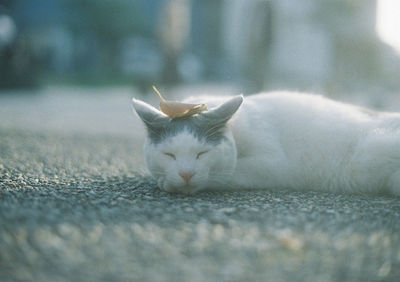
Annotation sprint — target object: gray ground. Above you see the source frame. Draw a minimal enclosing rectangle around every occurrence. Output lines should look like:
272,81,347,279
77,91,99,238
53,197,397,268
1,87,400,282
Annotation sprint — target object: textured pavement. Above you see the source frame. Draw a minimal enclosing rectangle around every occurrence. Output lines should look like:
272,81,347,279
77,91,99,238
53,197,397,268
1,88,400,281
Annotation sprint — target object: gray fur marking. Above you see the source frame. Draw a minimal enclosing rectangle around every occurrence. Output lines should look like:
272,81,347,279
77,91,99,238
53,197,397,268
133,95,243,145
147,114,227,145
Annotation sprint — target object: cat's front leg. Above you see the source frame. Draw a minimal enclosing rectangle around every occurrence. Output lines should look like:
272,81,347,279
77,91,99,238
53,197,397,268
157,177,165,190
157,176,176,192
156,176,182,193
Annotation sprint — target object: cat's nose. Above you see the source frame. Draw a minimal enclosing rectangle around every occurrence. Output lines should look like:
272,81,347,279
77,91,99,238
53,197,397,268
179,171,195,184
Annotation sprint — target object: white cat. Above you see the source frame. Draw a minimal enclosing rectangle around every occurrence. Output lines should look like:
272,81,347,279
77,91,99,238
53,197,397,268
132,92,400,195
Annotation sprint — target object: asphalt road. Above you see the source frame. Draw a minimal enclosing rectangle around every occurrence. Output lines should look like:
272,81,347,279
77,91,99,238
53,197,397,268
1,88,400,281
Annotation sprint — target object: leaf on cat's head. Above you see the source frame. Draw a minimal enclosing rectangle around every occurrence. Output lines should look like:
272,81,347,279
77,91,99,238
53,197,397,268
153,85,208,118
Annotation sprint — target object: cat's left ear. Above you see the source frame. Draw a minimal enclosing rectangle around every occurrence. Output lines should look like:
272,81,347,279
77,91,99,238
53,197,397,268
201,95,243,124
132,98,169,128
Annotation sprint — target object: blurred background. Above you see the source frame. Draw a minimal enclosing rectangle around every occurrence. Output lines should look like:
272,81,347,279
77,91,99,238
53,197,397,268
1,0,400,135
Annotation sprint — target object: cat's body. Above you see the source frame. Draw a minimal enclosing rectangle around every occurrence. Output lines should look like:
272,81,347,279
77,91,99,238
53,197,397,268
132,92,400,195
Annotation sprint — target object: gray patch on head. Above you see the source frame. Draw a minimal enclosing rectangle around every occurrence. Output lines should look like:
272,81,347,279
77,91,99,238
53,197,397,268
147,115,227,145
137,95,243,145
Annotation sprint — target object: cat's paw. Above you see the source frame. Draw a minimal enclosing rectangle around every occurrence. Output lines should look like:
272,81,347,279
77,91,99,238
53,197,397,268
157,177,166,190
157,177,177,193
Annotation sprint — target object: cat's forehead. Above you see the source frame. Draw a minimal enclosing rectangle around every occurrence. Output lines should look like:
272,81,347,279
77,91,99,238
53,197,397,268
161,131,204,150
148,116,226,145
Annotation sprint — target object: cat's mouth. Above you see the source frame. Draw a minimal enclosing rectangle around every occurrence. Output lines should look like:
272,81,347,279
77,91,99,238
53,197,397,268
177,185,199,194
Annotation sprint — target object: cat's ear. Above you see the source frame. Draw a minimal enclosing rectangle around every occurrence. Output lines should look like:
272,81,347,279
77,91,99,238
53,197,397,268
132,98,169,128
201,95,243,124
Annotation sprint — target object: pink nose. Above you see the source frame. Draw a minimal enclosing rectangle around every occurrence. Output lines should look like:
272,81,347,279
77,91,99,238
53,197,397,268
179,171,195,184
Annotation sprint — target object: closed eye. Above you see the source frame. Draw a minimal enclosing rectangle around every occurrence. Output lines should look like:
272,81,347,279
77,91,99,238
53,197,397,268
163,152,176,160
196,150,210,159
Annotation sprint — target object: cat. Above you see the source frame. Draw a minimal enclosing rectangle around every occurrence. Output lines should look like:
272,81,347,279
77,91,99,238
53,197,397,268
132,91,400,195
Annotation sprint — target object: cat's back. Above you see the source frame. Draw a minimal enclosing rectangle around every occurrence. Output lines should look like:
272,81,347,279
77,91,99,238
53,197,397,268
186,91,378,140
243,91,371,121
246,91,400,131
186,91,398,132
232,91,376,136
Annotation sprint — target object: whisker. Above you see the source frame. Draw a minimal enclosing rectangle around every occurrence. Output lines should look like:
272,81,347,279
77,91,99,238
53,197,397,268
209,171,234,177
202,123,225,137
150,170,167,177
146,127,162,138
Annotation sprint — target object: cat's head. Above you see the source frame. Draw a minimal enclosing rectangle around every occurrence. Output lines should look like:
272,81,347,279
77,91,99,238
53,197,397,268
132,95,243,194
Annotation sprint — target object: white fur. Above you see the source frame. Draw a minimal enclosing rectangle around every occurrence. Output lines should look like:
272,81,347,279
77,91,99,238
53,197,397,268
144,129,237,194
140,92,400,195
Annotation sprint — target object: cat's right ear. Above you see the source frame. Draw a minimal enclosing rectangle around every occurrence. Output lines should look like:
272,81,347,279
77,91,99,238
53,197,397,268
132,98,169,128
201,95,244,124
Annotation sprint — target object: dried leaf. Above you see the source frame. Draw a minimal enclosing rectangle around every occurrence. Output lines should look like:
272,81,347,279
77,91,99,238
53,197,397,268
153,86,208,118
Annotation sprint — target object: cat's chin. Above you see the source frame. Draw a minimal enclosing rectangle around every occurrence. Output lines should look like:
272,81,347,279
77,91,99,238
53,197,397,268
159,183,204,194
156,176,205,194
